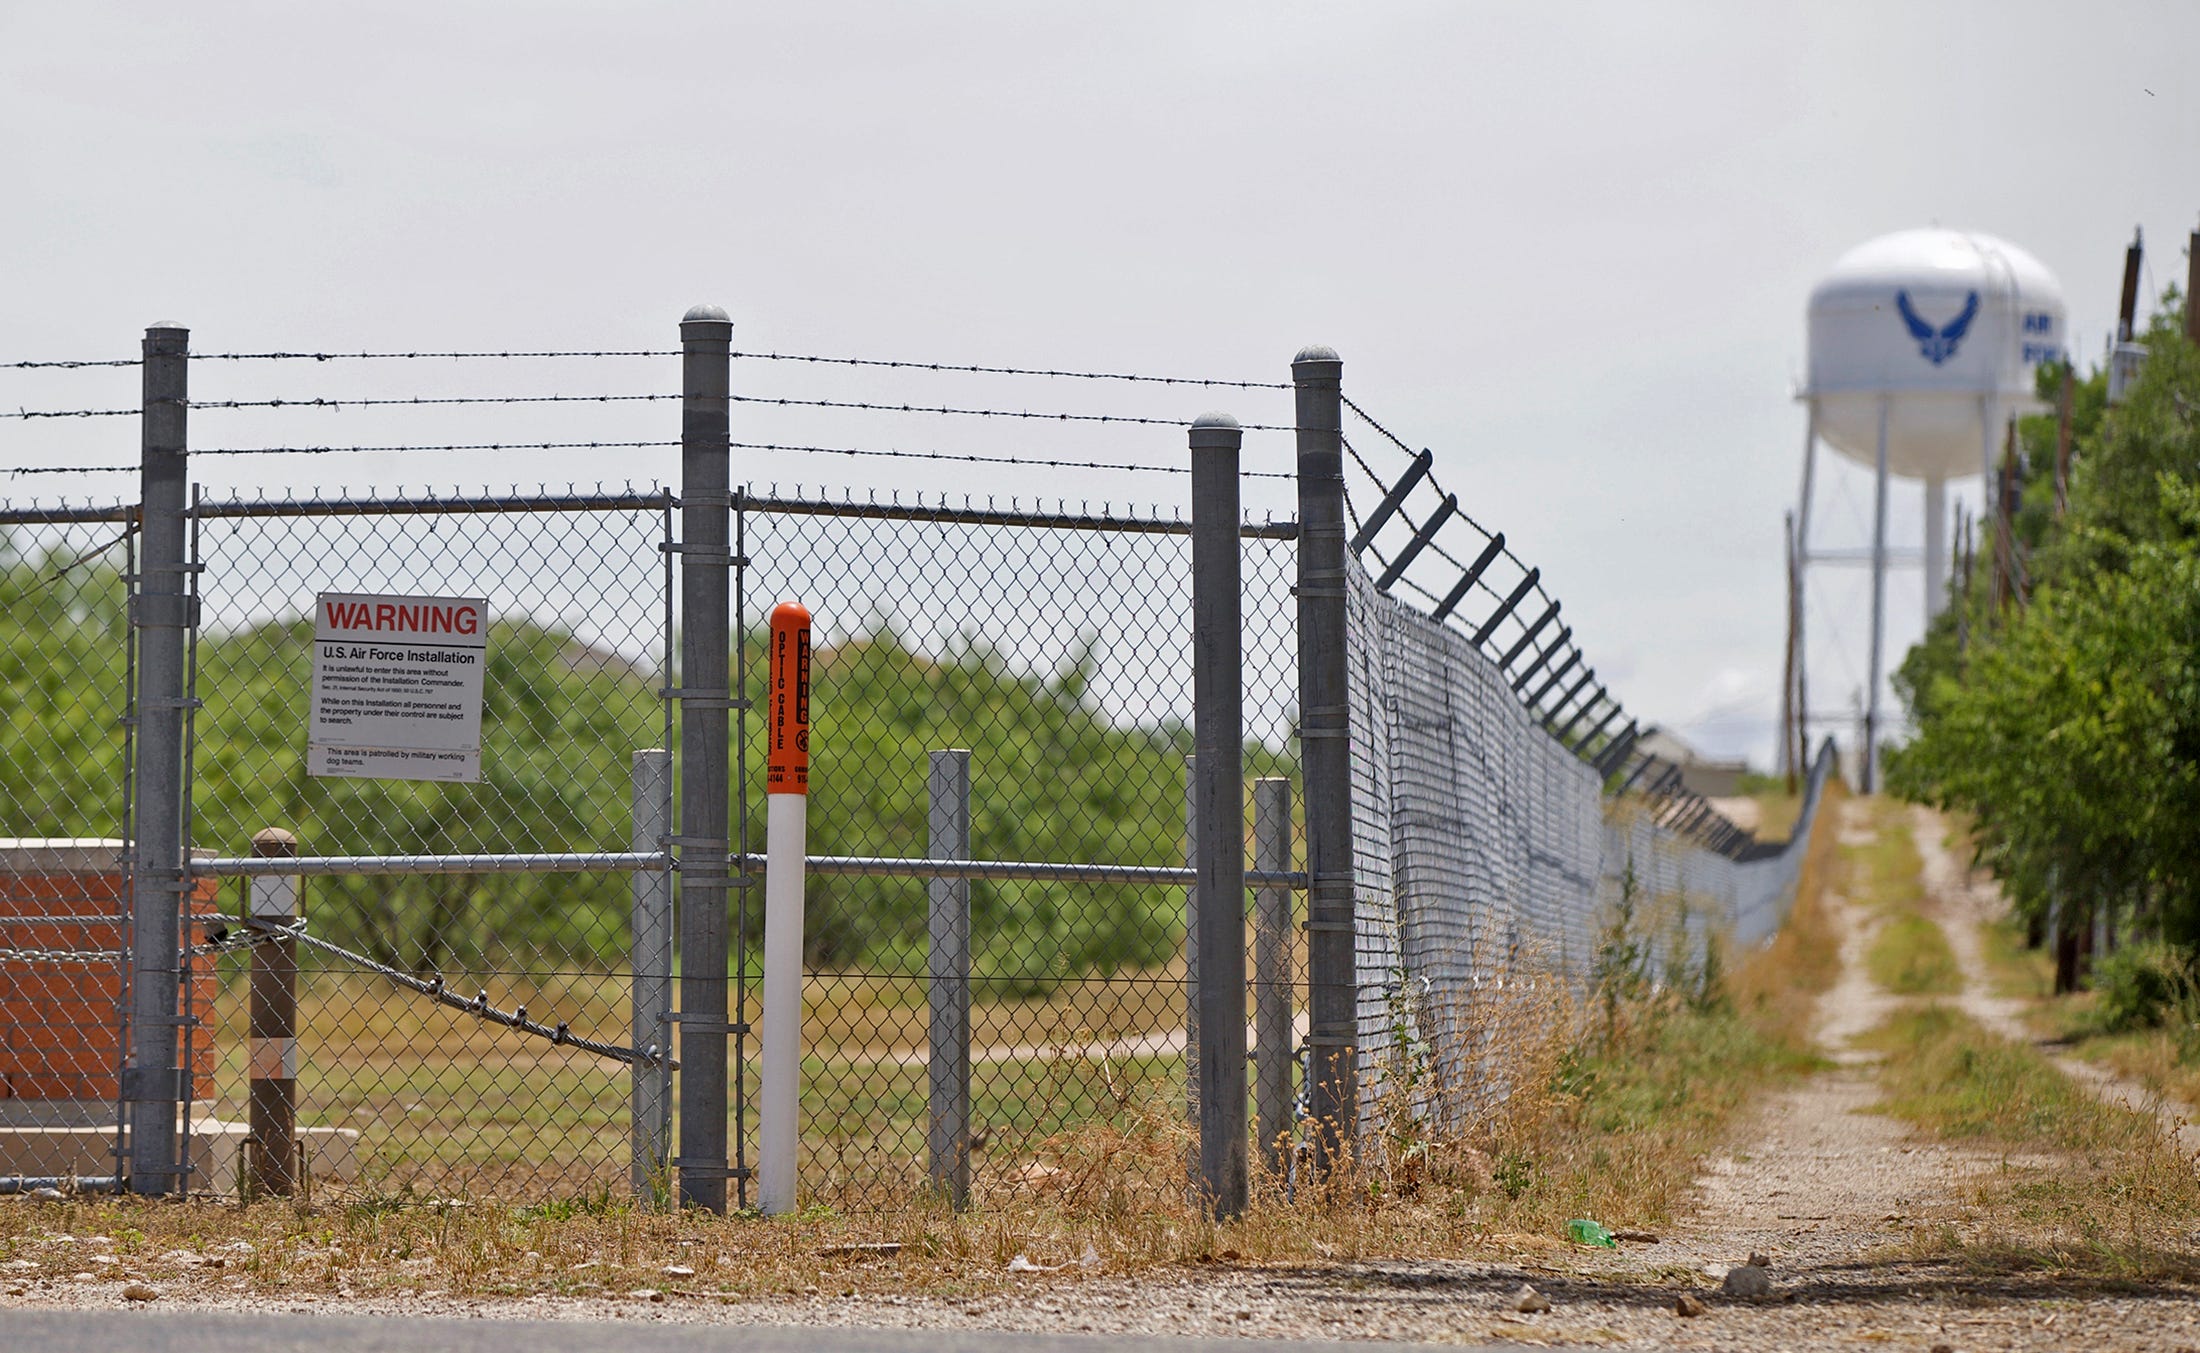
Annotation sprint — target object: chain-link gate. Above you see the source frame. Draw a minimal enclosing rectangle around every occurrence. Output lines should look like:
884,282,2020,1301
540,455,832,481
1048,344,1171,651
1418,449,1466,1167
725,491,1305,1212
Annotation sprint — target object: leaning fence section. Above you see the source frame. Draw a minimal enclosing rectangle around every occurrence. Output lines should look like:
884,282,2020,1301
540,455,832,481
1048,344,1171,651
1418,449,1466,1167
1342,545,1836,1131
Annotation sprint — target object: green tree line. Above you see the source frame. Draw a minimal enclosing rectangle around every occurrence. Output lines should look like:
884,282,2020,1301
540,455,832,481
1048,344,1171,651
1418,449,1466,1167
0,579,1271,982
1890,291,2200,990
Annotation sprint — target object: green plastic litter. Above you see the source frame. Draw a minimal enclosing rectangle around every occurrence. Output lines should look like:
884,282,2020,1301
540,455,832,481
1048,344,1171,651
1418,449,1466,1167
1565,1218,1617,1248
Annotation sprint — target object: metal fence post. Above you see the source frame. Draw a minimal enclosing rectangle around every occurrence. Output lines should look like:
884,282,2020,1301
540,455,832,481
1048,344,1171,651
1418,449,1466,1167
1181,754,1197,1125
676,304,733,1212
630,748,673,1202
246,828,299,1198
1292,344,1357,1179
1252,777,1293,1184
926,749,972,1209
1190,411,1247,1218
128,322,190,1195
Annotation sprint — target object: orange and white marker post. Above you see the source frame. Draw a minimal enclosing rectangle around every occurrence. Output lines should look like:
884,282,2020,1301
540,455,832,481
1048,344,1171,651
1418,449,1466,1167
759,602,811,1215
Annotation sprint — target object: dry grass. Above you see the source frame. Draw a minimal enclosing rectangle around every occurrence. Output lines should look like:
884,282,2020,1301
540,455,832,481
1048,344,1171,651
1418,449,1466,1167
0,798,1848,1300
1862,1004,2200,1280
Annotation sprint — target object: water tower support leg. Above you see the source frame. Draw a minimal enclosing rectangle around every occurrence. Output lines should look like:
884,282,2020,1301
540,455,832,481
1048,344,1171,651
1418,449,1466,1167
1923,475,1948,623
1864,398,1891,793
1789,407,1818,779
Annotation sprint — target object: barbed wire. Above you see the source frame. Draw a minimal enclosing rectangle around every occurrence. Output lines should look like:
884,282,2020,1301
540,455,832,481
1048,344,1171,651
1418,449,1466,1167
2,407,135,420
1342,394,1416,458
179,347,1289,389
729,351,1289,389
726,392,1296,431
29,439,1294,480
0,915,300,966
280,921,664,1068
5,464,139,477
725,439,1295,479
192,440,680,458
188,394,679,412
190,350,675,362
1,358,137,370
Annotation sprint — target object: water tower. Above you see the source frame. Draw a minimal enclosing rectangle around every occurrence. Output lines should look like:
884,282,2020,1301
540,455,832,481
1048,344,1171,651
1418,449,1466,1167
1787,228,2066,790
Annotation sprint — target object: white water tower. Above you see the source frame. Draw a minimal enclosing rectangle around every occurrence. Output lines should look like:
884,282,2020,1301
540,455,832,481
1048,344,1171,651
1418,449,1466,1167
1788,228,2066,789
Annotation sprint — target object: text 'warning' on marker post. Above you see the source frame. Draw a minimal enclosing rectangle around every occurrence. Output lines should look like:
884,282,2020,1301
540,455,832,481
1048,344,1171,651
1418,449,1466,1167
767,602,810,795
308,591,488,783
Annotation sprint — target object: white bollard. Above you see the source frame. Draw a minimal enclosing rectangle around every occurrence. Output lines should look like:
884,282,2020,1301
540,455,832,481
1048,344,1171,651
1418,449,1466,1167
758,602,811,1216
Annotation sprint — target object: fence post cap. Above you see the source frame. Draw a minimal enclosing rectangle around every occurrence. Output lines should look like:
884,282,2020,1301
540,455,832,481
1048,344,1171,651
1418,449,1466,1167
1189,412,1242,452
1292,343,1340,366
682,304,729,323
250,828,299,856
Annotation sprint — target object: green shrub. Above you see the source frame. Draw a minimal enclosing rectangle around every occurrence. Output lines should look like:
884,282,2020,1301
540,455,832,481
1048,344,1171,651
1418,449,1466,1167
2092,941,2193,1034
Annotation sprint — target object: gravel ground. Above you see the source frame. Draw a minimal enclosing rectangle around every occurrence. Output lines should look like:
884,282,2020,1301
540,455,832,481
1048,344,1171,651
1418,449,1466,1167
5,800,2197,1349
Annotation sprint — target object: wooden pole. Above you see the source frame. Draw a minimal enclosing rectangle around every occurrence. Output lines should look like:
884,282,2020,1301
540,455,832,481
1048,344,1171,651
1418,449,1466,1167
246,828,299,1198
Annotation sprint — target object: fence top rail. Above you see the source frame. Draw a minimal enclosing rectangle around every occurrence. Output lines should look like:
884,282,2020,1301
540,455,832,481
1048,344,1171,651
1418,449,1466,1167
191,487,673,519
740,489,1298,540
201,851,672,877
0,502,136,526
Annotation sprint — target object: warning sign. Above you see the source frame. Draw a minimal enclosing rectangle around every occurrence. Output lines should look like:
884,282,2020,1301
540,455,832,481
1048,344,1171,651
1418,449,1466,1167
308,592,487,782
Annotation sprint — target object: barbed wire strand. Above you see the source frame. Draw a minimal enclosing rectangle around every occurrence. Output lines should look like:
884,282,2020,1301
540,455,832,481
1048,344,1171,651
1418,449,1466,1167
1,358,138,370
187,394,678,412
179,348,1290,389
276,921,664,1067
47,439,1294,479
726,393,1298,431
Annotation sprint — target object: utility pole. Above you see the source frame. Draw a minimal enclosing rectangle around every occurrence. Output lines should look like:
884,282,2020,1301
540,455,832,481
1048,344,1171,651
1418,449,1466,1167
1780,511,1798,795
2118,227,2144,342
2188,224,2200,346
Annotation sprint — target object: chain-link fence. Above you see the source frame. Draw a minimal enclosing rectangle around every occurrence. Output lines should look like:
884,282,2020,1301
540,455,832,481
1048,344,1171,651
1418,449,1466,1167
1,321,1836,1215
1342,549,1837,1137
0,508,139,1186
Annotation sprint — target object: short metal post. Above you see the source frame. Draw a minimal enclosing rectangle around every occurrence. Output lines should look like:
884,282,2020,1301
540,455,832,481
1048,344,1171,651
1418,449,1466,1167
926,749,972,1209
630,749,673,1202
1252,777,1293,1183
128,322,190,1195
675,304,733,1212
246,828,299,1198
1293,345,1357,1180
1191,411,1247,1218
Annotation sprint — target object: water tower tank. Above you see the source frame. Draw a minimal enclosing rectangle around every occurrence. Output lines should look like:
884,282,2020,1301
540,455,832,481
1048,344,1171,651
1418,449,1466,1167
1805,228,2066,479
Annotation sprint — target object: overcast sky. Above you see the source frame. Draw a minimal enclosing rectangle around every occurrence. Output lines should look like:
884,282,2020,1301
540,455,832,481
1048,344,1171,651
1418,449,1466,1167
5,1,2196,765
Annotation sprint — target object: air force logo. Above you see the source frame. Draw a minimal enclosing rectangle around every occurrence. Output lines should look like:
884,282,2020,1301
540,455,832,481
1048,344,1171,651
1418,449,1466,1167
1896,289,1980,366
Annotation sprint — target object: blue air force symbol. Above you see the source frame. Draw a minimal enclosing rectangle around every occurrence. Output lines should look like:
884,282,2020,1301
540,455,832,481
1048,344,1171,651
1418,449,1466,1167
1895,290,1980,366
